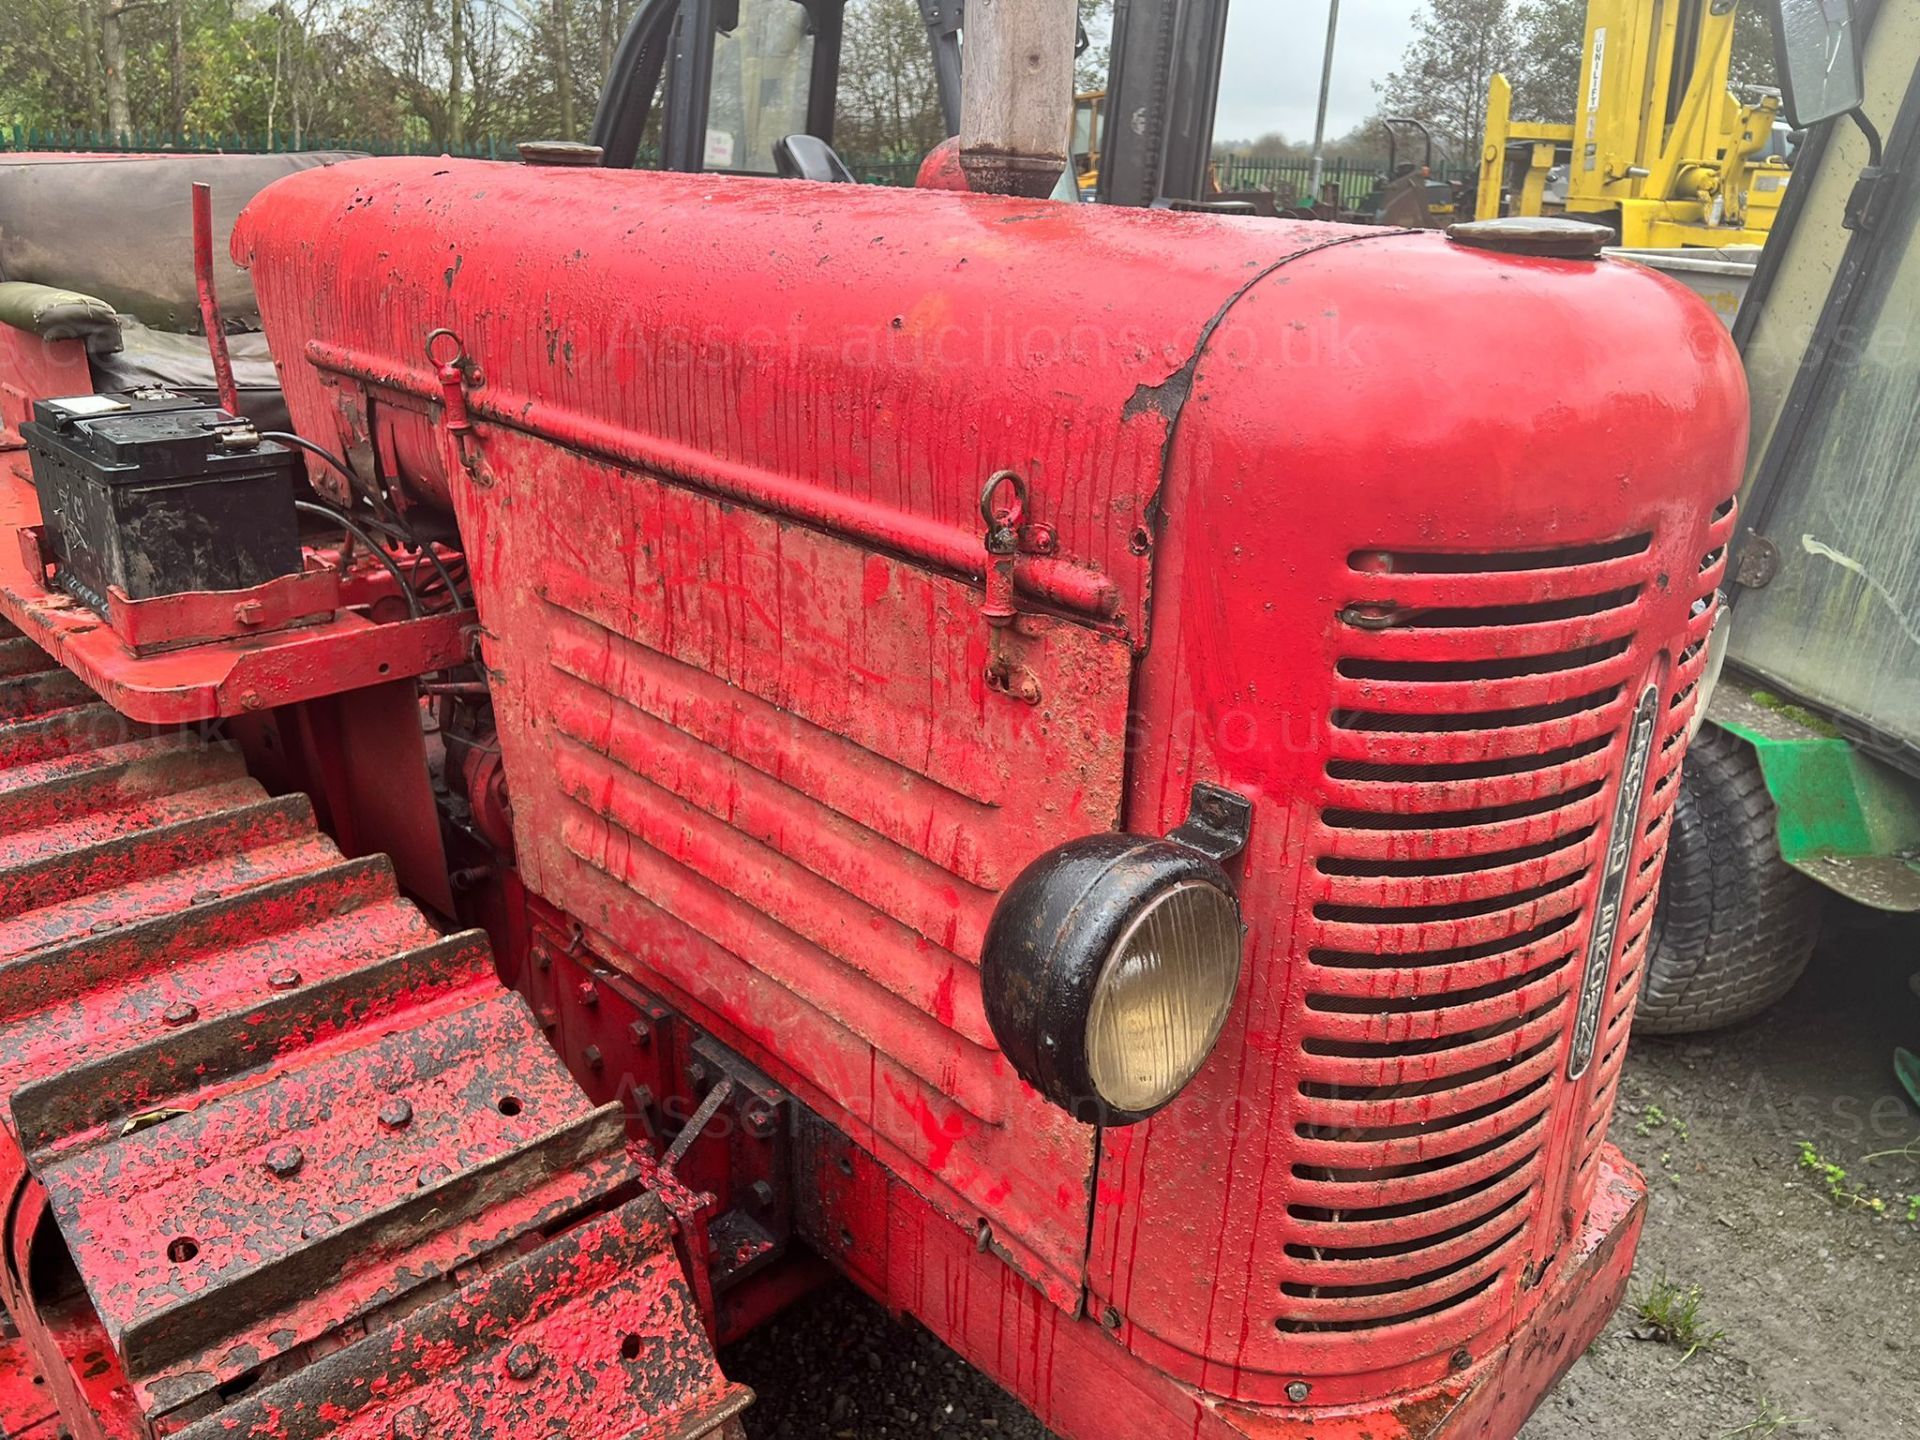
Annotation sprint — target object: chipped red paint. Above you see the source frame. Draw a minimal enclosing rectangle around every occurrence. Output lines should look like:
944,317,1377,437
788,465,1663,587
171,1198,750,1440
0,150,1746,1439
0,640,743,1438
798,1106,1644,1440
99,563,343,654
227,156,1745,1437
0,1325,59,1438
227,680,456,917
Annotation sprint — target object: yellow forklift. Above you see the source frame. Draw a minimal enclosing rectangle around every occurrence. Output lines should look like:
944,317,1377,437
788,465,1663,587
1637,0,1920,1065
1475,0,1791,248
1072,89,1105,194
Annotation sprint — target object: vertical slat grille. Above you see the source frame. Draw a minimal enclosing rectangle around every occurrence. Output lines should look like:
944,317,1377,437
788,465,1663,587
1276,533,1660,1341
1567,498,1738,1205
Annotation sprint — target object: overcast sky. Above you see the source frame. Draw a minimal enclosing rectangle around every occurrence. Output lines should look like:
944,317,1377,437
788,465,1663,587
1211,0,1428,145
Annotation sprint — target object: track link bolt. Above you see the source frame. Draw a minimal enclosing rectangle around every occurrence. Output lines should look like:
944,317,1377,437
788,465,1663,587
268,967,302,990
1286,1382,1311,1404
162,1000,199,1027
505,1344,543,1382
264,1145,305,1178
417,1162,453,1188
379,1097,415,1130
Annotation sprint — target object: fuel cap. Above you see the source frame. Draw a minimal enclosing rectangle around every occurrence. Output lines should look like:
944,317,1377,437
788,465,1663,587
519,140,604,167
1445,217,1615,259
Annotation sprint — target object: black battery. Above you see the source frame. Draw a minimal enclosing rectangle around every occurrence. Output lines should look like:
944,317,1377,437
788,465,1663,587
22,391,302,615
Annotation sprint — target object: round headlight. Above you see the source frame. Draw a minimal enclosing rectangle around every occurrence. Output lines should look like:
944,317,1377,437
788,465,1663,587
981,833,1246,1126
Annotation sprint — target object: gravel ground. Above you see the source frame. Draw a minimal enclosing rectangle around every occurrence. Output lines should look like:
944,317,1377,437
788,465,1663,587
727,905,1920,1438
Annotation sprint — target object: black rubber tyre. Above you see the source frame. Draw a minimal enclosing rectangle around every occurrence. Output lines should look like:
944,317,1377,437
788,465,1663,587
1636,726,1825,1035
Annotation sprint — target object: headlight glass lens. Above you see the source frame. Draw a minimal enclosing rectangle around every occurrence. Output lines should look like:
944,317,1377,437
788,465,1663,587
1085,879,1243,1114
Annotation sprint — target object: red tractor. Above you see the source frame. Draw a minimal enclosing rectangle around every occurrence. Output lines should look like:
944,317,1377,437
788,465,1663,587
0,14,1757,1439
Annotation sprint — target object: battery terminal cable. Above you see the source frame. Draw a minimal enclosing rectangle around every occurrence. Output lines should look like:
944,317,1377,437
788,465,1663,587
261,428,470,614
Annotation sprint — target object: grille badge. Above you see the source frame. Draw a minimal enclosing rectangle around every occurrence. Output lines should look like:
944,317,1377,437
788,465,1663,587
1567,684,1662,1079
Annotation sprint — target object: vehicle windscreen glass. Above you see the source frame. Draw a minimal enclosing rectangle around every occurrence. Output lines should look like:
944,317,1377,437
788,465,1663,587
707,0,816,174
1732,164,1920,754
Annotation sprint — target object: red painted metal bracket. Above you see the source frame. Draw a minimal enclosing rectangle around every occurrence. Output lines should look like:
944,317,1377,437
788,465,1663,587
0,475,471,724
102,566,343,655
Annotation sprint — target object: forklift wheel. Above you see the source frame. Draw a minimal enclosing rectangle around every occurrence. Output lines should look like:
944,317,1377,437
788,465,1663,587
1636,727,1824,1035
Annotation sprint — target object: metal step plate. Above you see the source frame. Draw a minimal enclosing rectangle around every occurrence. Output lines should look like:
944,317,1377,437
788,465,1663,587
0,646,748,1439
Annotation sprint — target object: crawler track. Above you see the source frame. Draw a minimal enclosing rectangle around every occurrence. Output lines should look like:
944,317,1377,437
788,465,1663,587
0,621,746,1440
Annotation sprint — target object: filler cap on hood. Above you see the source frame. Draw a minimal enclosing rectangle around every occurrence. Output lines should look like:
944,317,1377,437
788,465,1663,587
1446,216,1615,260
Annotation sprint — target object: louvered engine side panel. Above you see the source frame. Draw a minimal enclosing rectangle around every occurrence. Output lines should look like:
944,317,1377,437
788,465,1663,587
454,433,1131,1306
1273,533,1667,1349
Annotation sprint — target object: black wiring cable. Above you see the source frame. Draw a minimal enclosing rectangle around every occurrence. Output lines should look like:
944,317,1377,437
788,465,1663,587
350,511,466,611
292,499,422,619
261,430,356,488
263,429,468,609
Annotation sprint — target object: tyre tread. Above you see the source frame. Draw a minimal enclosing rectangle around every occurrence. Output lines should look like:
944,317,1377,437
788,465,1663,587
1636,727,1822,1034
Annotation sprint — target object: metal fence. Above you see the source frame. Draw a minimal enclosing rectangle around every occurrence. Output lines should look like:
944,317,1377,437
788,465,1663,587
1211,153,1479,207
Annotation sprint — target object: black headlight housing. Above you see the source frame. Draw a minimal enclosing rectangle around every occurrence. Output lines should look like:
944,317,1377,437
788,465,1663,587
980,785,1251,1126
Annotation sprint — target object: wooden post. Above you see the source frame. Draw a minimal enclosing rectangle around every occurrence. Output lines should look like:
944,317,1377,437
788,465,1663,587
959,0,1081,198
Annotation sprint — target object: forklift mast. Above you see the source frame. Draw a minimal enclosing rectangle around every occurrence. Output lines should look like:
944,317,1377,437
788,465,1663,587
1096,0,1231,205
1476,0,1787,247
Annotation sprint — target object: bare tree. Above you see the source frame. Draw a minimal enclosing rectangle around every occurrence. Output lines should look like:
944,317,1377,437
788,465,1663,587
449,0,467,146
268,0,287,143
101,0,168,135
1076,0,1112,93
169,0,186,130
552,0,575,137
1376,0,1520,155
79,0,107,128
836,0,946,157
